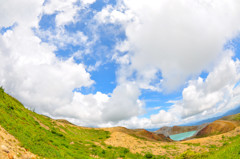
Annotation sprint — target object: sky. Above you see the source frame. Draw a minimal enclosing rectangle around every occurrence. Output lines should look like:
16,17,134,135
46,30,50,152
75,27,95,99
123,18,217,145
1,0,240,128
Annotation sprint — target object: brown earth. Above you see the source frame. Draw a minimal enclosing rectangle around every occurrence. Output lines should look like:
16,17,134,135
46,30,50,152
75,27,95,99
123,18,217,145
0,125,36,159
102,127,172,142
196,120,237,137
56,119,76,125
1,116,239,159
104,125,240,158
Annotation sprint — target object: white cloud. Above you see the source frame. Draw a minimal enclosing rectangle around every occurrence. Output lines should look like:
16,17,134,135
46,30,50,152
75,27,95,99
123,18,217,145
54,91,109,125
95,4,134,25
81,0,96,5
150,52,240,125
36,28,89,49
43,0,96,26
102,83,144,122
52,83,144,126
0,0,44,27
0,26,93,113
2,0,240,129
103,0,240,91
0,0,145,128
43,0,78,26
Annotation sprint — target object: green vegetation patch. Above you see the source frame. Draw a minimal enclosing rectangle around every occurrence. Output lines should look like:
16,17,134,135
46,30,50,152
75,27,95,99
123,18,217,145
0,90,160,159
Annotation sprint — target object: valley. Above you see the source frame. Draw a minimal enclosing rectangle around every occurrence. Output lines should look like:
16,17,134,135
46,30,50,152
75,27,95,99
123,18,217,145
1,88,240,159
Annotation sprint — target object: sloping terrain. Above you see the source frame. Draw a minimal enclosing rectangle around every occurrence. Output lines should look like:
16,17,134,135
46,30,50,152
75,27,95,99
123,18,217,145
0,125,36,159
0,88,156,159
102,127,172,142
156,126,198,136
155,124,208,137
1,87,240,159
221,113,240,121
196,120,237,137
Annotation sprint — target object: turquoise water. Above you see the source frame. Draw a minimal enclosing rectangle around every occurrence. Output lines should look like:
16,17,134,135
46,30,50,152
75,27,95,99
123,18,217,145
169,130,197,141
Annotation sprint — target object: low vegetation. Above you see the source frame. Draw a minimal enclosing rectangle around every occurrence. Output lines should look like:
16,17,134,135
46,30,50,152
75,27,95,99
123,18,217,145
0,89,163,158
177,134,240,159
1,88,240,159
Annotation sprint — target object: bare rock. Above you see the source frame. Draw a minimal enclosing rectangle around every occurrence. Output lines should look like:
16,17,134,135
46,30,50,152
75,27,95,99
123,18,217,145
1,145,9,153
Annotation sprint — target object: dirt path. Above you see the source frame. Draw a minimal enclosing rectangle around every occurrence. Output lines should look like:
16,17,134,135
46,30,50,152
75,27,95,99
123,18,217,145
0,125,36,159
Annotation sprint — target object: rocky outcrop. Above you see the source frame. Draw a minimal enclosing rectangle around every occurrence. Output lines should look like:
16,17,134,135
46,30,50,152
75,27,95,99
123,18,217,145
0,125,36,159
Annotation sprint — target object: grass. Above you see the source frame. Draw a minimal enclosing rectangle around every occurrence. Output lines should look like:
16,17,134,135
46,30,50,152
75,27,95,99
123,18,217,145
183,143,201,147
161,144,177,150
0,88,163,158
177,135,240,159
2,87,240,159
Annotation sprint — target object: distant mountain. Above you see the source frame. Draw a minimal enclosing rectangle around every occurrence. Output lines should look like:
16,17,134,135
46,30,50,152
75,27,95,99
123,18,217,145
148,106,240,132
154,124,208,137
1,87,240,159
145,128,159,132
186,106,240,126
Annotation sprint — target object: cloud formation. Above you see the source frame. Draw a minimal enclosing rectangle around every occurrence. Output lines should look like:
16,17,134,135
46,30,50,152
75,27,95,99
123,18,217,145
0,0,144,127
151,52,240,125
1,0,240,128
104,0,240,91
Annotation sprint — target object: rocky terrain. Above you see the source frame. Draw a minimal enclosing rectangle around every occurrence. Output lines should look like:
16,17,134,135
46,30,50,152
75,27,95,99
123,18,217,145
1,88,240,158
0,126,36,159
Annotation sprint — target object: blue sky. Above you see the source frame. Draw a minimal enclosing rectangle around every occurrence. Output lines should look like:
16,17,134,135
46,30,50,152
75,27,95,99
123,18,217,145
1,0,240,128
37,2,182,118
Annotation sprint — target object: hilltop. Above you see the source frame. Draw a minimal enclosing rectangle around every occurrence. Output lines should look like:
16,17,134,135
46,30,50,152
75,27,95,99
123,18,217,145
1,87,240,158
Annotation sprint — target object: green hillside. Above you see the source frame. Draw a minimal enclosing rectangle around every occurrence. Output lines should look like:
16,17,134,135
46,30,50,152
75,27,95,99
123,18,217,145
1,86,240,159
0,87,158,159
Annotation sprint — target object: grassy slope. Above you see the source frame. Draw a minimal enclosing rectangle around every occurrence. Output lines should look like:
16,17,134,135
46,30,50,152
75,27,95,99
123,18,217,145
1,86,240,159
0,88,163,159
204,114,240,159
177,135,240,159
177,114,240,159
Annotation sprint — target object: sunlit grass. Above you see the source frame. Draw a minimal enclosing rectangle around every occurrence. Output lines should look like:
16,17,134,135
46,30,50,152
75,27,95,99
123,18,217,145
0,88,155,158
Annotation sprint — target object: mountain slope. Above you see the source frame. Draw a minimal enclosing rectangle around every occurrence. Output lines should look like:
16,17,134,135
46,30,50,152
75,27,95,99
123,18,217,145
196,120,237,137
103,127,172,142
0,88,151,159
155,124,208,138
2,87,240,159
0,125,36,159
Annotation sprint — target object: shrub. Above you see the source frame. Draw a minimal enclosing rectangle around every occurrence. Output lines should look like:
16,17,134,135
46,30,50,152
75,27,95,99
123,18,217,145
124,148,129,154
145,153,153,158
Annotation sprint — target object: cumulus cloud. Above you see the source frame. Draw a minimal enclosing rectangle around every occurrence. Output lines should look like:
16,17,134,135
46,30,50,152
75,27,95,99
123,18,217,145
43,0,96,26
35,28,89,49
0,25,94,112
2,0,240,129
102,83,144,122
52,83,144,126
151,52,240,125
101,0,240,91
0,0,144,127
0,0,43,27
